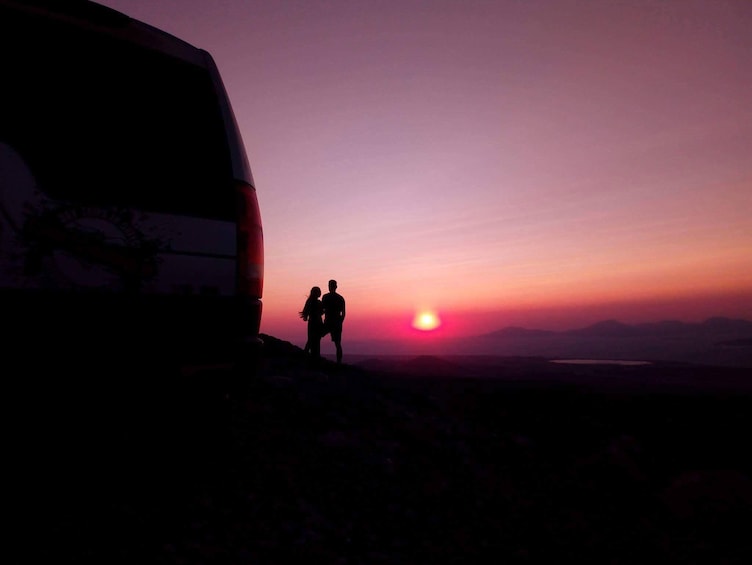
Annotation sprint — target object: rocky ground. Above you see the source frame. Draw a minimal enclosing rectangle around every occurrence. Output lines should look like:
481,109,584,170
7,334,752,563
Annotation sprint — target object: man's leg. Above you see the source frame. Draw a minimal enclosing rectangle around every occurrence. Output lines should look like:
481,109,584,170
334,338,342,364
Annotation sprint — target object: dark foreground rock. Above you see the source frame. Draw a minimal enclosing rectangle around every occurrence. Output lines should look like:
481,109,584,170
7,335,752,563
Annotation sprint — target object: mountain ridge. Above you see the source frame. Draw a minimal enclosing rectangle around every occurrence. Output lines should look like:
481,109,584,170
480,316,752,339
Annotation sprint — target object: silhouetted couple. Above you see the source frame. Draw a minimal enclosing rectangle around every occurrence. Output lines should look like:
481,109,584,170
299,279,346,365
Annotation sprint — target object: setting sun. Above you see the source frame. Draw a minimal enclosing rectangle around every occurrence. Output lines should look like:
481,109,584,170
412,310,441,331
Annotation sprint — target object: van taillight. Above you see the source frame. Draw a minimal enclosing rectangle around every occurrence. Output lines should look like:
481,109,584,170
236,181,264,298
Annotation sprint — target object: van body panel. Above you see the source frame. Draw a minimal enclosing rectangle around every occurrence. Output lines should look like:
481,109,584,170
1,0,264,368
1,142,240,295
202,50,255,187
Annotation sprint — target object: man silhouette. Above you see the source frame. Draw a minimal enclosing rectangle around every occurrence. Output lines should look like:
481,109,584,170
321,279,346,364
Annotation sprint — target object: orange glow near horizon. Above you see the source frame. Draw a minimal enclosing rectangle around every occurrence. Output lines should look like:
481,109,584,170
260,286,752,349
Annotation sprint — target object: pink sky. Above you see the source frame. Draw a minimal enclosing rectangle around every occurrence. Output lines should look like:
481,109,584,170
98,0,752,348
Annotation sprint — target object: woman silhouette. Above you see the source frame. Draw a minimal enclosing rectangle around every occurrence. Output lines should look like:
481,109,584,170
299,286,324,361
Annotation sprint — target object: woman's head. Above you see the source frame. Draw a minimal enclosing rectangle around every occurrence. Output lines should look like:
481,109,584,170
310,286,321,298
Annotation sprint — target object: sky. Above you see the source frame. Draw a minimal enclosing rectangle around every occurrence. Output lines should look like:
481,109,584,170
97,0,752,347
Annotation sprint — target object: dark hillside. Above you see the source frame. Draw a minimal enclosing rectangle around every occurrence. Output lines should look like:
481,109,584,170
7,335,752,563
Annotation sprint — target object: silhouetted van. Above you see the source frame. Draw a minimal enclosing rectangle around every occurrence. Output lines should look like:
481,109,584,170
0,0,263,371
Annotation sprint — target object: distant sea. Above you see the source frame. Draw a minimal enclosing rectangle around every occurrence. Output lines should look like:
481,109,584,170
551,359,651,366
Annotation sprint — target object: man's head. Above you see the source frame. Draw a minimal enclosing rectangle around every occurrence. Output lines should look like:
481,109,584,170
328,279,337,292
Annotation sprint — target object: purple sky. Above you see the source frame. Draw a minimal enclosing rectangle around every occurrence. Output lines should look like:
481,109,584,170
98,0,752,345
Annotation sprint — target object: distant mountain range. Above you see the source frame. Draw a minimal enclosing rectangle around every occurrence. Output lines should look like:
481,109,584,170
341,317,752,367
480,317,752,339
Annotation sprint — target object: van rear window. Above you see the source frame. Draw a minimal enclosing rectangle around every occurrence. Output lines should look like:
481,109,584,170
2,9,235,221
